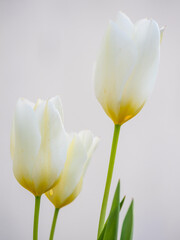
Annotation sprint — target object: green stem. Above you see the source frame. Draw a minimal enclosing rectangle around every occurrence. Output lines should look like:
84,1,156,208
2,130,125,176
33,196,41,240
49,208,60,240
97,124,121,238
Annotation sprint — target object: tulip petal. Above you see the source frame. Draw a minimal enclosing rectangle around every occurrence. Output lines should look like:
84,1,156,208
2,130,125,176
58,176,83,208
78,130,93,152
94,12,162,125
94,21,137,123
12,99,41,192
46,135,86,207
116,12,134,37
118,19,160,124
32,98,69,195
34,99,46,127
79,130,99,174
49,96,64,123
48,98,69,173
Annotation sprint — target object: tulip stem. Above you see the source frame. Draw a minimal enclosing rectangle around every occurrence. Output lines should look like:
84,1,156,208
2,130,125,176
49,208,60,240
33,196,41,240
97,124,121,238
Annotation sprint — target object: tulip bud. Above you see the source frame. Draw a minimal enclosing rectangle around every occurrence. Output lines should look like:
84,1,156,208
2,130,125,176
46,130,99,208
94,12,162,125
11,96,69,196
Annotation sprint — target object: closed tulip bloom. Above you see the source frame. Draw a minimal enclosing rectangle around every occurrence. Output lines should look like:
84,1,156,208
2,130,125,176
11,96,69,196
46,130,99,209
94,12,162,125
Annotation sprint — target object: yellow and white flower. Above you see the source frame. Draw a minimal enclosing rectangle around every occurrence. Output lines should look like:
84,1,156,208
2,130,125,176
11,96,69,196
94,12,163,125
46,130,99,208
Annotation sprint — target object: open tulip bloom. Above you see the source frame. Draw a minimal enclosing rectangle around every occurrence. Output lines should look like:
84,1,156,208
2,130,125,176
10,11,163,240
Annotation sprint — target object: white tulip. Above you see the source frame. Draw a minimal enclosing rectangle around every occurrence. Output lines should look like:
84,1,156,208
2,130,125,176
46,130,99,208
11,96,69,196
94,12,163,125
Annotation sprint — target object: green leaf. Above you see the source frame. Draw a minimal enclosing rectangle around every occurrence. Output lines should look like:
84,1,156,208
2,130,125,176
120,200,134,240
98,196,126,240
120,196,126,210
110,181,120,213
98,208,118,240
103,181,120,240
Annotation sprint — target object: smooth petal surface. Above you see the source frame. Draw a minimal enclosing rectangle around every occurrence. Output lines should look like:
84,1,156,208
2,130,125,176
79,130,99,173
32,99,69,195
11,99,41,193
11,96,69,196
46,135,86,208
94,12,161,125
94,20,137,123
46,131,99,208
49,96,64,122
116,12,134,37
118,19,160,124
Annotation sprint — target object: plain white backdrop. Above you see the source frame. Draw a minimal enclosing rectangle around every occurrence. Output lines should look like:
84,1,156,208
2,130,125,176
0,0,179,239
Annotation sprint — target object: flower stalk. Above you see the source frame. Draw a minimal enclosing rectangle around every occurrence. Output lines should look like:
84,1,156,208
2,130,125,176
49,208,60,240
97,124,121,237
33,196,41,240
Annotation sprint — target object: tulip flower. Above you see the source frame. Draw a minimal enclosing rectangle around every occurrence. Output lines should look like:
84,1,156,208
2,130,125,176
94,12,163,237
11,96,69,240
94,12,162,125
46,130,99,240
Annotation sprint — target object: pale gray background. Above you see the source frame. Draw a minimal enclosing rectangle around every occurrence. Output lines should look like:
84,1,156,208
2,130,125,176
0,0,179,239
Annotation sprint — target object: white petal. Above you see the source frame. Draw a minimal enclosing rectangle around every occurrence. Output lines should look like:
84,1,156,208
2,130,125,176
78,130,93,152
32,99,69,195
12,99,41,187
94,21,137,121
48,99,69,173
83,136,99,175
34,99,46,128
116,12,134,37
49,96,64,123
46,132,99,207
34,96,64,127
121,19,160,110
78,130,99,172
49,135,87,205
